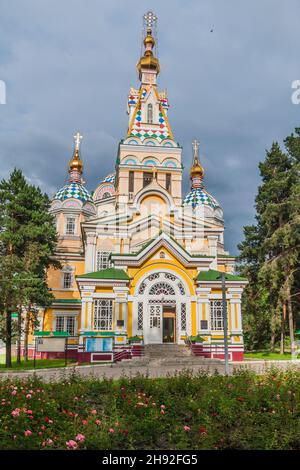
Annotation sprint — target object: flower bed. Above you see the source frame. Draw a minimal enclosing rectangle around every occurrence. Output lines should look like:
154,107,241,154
1,369,300,449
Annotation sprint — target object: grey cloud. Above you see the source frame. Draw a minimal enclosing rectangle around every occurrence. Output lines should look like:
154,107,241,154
0,0,300,254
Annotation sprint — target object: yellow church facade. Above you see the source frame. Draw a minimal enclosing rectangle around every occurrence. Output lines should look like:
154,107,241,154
36,12,247,362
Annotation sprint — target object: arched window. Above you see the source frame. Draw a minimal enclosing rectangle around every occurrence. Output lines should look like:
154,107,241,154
149,282,175,296
147,104,153,124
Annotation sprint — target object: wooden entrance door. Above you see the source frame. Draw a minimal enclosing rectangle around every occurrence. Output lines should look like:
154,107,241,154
163,306,176,343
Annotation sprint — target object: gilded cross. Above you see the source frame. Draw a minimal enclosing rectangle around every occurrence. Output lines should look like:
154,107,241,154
74,132,83,151
143,11,157,29
192,139,200,162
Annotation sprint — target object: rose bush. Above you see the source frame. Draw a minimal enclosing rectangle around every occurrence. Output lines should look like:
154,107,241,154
0,369,300,449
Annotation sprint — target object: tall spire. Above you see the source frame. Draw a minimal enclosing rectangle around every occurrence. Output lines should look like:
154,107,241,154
68,131,83,183
137,11,160,85
190,139,204,188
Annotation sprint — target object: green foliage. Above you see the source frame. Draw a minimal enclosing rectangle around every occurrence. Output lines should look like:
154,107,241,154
188,335,204,343
0,169,59,363
238,128,300,351
1,370,300,449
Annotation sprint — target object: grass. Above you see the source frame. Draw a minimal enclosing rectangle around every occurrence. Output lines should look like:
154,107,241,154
1,369,300,449
0,354,76,371
244,350,293,361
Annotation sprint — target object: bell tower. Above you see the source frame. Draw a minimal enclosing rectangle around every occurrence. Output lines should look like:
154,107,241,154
116,11,183,208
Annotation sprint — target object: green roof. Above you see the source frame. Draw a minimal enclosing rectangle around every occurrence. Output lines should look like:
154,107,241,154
34,331,70,337
218,254,237,259
52,299,81,304
76,268,130,281
81,331,127,336
196,269,247,282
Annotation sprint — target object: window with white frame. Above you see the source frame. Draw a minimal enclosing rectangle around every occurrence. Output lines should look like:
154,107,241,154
96,251,111,270
65,216,76,235
63,272,72,289
94,299,113,330
210,300,224,331
55,315,77,336
147,103,153,123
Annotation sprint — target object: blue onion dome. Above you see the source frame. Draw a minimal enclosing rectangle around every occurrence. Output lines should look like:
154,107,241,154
101,172,115,184
52,132,93,203
183,187,220,209
183,139,221,210
53,182,93,203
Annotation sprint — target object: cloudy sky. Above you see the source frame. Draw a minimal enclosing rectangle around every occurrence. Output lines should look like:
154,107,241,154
1,0,300,254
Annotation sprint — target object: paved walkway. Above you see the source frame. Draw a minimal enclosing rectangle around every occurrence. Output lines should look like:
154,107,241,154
1,359,300,382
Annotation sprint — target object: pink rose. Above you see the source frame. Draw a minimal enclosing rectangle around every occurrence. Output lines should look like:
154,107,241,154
95,420,101,426
108,428,115,434
91,409,97,415
183,425,191,432
66,440,78,450
24,430,32,437
11,408,20,418
75,434,85,442
82,420,88,425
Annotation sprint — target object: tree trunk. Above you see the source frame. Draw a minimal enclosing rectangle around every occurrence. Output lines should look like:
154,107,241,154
270,329,276,353
5,307,12,368
16,307,22,365
23,311,29,362
287,284,295,354
280,302,286,354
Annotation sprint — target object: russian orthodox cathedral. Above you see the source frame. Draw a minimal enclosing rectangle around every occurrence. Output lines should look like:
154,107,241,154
35,12,247,362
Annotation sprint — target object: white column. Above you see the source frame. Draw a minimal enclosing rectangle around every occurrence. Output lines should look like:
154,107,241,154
208,235,218,269
228,288,243,333
196,287,211,335
113,287,129,333
85,232,97,273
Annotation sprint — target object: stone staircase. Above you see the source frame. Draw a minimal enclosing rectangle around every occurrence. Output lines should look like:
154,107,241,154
113,343,221,368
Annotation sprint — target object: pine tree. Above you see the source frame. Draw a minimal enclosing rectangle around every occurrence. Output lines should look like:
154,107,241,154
239,132,300,353
0,169,59,367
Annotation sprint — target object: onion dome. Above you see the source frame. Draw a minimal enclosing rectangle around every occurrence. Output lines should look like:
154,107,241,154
101,173,115,184
183,140,221,210
54,182,93,203
137,12,160,80
183,187,220,209
52,132,93,203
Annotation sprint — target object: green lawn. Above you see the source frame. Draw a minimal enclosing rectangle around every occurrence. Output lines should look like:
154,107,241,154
0,354,76,371
244,350,292,361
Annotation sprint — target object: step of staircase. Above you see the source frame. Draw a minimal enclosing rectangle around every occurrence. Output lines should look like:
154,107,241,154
113,344,222,368
144,344,192,358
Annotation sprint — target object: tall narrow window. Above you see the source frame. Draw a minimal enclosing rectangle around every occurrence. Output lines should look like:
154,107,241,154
129,170,134,193
166,173,172,192
55,315,76,336
96,251,111,270
210,300,224,331
143,172,153,188
147,103,153,123
63,272,72,289
66,217,75,235
94,299,113,330
55,316,65,332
